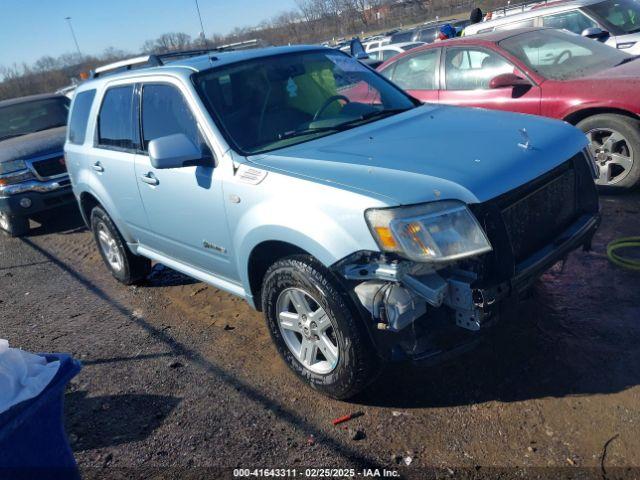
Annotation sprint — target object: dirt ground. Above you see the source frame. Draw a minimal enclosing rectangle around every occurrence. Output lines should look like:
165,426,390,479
1,192,639,480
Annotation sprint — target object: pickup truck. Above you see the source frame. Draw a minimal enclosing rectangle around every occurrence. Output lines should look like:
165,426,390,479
0,94,74,236
65,47,600,399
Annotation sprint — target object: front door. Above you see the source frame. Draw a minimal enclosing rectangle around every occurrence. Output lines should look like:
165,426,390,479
439,46,541,115
134,82,234,280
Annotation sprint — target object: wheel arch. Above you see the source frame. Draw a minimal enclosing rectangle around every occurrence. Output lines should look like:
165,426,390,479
78,191,101,227
246,240,311,312
563,107,640,126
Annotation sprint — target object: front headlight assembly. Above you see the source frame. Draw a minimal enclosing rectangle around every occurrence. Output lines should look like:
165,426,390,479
365,201,492,263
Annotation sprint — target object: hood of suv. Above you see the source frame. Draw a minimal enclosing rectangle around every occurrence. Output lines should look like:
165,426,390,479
0,126,66,164
250,105,587,206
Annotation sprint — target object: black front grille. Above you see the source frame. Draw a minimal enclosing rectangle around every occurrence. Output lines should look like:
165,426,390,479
501,167,577,262
467,153,598,285
32,156,66,178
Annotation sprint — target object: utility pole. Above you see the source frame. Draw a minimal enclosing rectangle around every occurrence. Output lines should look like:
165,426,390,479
64,16,82,57
193,0,208,47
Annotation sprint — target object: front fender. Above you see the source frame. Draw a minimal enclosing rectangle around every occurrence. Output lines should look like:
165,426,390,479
232,188,383,296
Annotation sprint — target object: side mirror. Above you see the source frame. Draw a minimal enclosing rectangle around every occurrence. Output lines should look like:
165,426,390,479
581,27,610,41
350,38,369,60
148,133,210,169
489,73,531,89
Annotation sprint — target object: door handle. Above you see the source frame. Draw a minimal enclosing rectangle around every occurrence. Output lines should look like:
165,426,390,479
140,172,159,186
92,162,104,172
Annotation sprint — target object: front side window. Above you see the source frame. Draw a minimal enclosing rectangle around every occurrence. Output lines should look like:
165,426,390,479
0,97,69,141
68,90,96,145
585,0,640,35
97,85,135,150
388,49,439,90
194,50,415,155
542,10,598,34
141,84,206,152
445,48,514,90
499,29,630,80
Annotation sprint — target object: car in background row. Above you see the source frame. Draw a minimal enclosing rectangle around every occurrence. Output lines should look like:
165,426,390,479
367,42,425,62
364,36,391,51
378,27,640,190
0,93,74,236
390,19,461,44
464,0,640,55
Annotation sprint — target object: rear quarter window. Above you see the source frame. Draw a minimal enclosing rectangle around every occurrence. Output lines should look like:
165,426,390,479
68,90,96,145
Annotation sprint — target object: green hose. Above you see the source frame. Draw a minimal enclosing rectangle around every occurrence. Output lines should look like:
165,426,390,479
607,237,640,271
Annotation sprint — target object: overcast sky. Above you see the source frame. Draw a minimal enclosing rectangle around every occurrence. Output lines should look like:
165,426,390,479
0,0,299,67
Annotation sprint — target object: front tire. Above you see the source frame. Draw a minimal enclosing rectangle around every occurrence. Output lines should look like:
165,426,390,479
261,255,378,399
578,114,640,191
0,212,29,237
90,206,151,285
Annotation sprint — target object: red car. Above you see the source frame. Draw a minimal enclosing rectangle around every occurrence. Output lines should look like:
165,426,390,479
377,27,640,190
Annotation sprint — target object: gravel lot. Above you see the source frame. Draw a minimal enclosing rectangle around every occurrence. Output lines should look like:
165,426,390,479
1,193,639,480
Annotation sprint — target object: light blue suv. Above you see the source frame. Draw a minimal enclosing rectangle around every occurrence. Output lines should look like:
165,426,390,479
65,46,600,399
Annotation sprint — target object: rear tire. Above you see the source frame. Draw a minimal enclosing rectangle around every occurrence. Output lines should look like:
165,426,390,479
90,206,151,285
577,114,640,191
261,255,379,400
0,212,29,237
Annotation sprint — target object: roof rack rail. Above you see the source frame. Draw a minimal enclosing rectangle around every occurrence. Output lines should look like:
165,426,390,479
90,39,266,79
489,0,556,17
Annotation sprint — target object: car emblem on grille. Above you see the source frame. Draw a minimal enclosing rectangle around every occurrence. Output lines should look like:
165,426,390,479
518,128,533,150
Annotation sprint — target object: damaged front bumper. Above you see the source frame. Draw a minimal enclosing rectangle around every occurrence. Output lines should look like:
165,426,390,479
334,211,600,364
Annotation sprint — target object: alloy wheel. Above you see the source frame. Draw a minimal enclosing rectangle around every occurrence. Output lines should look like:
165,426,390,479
276,288,340,375
587,128,634,186
96,222,124,273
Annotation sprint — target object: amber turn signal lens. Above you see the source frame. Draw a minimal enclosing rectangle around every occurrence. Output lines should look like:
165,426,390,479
374,226,397,249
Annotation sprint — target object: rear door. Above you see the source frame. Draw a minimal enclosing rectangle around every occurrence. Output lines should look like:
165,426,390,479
380,48,441,103
134,81,234,279
90,84,149,236
439,46,541,115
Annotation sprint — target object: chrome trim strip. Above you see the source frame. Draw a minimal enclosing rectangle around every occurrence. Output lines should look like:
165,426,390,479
0,178,71,196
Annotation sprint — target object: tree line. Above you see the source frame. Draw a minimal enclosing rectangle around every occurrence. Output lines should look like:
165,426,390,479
0,0,511,101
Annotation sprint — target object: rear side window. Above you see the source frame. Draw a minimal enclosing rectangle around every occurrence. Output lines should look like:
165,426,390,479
97,85,135,150
68,90,96,145
390,49,440,90
141,84,205,152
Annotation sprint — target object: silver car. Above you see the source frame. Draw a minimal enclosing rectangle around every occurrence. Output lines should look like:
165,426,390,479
65,47,600,399
465,0,640,56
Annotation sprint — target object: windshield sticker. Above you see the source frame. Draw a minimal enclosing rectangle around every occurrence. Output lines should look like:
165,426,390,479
328,54,369,73
286,77,298,98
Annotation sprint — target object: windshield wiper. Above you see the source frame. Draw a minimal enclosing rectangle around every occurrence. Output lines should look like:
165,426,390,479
345,107,412,125
615,55,640,66
278,125,346,141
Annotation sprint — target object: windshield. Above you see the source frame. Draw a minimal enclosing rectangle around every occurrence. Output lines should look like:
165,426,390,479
0,97,70,141
585,0,640,35
499,29,631,80
194,50,415,155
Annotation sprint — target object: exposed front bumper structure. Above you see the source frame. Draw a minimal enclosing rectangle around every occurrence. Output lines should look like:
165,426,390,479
337,152,601,363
